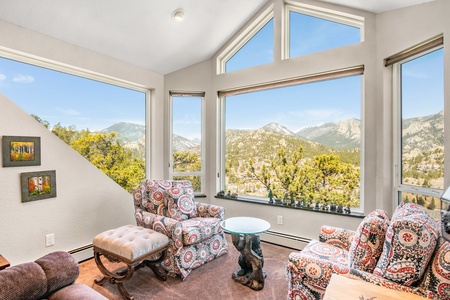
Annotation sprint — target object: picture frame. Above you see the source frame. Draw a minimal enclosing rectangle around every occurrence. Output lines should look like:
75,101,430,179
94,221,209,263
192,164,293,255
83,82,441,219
20,170,57,203
2,136,41,167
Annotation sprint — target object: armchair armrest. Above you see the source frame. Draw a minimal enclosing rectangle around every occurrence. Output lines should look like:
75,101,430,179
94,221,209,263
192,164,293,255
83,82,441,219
135,208,184,254
347,269,435,299
319,226,355,251
196,202,225,220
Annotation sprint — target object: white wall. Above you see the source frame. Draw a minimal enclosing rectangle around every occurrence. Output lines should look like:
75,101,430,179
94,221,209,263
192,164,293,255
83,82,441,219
165,0,449,248
0,20,165,264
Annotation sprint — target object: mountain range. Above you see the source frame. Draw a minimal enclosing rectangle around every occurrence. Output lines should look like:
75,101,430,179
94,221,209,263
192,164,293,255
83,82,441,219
99,110,443,156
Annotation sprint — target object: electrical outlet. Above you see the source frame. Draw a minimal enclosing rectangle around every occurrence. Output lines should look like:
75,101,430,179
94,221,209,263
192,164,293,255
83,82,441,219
45,233,55,247
277,215,283,225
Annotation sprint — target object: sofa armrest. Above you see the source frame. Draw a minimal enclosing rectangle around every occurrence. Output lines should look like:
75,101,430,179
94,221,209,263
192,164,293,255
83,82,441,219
196,202,225,220
135,209,183,254
319,226,355,251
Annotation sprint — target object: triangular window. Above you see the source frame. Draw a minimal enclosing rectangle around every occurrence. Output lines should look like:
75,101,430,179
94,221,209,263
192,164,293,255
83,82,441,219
287,5,363,58
218,9,274,74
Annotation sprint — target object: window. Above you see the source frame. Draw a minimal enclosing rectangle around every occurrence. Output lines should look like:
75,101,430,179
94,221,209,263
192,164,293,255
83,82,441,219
0,55,148,192
218,8,274,74
219,68,363,211
393,40,444,220
169,92,205,194
286,4,363,59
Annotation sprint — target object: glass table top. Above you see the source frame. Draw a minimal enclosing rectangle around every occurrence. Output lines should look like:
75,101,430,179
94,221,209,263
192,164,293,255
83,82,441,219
221,217,271,235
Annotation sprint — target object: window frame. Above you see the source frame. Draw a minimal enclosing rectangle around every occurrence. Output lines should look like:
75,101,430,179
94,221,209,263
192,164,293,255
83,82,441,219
218,67,365,212
0,47,152,177
283,2,365,60
392,44,444,205
169,91,206,195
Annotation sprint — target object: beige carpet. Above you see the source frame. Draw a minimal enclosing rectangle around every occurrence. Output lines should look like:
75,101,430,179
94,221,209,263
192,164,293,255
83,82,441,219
76,234,296,300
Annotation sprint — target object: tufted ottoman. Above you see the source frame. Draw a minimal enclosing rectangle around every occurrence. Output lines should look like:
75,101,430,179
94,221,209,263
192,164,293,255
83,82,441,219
93,225,169,300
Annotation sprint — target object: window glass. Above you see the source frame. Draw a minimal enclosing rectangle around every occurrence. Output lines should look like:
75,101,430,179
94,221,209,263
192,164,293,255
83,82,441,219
222,75,361,209
0,56,146,192
289,11,361,58
171,95,203,193
225,18,274,73
400,49,444,191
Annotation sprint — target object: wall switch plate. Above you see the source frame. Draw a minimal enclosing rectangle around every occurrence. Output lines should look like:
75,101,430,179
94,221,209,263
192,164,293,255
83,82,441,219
277,215,283,225
45,233,55,246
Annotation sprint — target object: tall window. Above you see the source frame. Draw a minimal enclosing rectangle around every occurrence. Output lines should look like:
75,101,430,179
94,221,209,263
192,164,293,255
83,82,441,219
0,55,148,192
219,69,363,210
170,92,205,194
393,42,444,219
286,4,363,59
218,9,274,74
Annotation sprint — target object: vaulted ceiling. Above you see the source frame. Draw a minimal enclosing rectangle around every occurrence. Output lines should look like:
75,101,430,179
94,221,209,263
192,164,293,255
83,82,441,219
0,0,436,75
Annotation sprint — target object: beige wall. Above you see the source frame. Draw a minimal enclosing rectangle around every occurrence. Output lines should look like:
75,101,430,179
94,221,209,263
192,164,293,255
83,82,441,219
0,20,164,264
165,0,449,246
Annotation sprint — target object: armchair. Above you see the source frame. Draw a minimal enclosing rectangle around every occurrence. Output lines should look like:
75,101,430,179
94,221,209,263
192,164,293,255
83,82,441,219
133,179,228,279
287,203,449,299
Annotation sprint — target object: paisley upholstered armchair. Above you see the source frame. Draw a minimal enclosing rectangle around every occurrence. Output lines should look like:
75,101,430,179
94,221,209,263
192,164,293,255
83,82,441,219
133,179,228,279
287,203,450,300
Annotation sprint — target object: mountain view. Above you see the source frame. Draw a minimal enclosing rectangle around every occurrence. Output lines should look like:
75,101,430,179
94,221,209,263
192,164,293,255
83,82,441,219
95,110,443,203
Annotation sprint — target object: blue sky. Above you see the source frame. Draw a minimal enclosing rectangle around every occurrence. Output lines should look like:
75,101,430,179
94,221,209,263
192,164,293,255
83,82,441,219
0,12,443,139
0,58,145,131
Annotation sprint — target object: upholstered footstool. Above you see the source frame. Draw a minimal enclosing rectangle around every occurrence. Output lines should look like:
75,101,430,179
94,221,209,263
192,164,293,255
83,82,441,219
93,225,169,300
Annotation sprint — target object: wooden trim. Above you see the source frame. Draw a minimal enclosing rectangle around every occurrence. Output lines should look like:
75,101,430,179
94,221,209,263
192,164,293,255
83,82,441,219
385,35,443,66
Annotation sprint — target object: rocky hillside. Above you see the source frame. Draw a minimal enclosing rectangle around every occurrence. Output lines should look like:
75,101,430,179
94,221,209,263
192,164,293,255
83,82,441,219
296,118,360,148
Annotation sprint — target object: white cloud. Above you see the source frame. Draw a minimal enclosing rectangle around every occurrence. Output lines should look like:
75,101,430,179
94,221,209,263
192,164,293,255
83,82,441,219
56,107,81,116
0,74,6,80
13,74,35,83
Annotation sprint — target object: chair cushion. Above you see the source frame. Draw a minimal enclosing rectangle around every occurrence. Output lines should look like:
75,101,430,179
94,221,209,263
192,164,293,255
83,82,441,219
181,218,223,246
348,209,390,272
164,181,197,221
374,202,438,286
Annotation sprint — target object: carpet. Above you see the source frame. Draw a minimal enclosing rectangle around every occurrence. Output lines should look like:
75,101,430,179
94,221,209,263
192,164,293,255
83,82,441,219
76,234,296,300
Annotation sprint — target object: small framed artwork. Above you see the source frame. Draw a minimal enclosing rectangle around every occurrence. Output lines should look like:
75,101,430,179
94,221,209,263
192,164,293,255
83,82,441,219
20,170,57,203
2,136,41,167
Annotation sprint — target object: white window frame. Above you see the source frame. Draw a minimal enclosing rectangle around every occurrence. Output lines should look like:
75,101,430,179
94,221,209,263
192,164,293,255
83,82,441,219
216,5,274,74
218,67,365,213
283,2,364,60
169,91,206,195
392,46,444,205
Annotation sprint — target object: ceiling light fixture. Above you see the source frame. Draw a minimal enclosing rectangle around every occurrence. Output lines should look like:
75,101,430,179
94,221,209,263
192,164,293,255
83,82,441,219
172,9,184,22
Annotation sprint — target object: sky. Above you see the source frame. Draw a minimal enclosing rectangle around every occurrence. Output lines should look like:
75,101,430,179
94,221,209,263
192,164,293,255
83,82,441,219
0,57,145,132
0,12,443,139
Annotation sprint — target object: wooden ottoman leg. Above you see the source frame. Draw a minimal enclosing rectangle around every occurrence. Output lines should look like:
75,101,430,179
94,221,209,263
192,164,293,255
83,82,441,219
94,250,136,300
143,248,168,281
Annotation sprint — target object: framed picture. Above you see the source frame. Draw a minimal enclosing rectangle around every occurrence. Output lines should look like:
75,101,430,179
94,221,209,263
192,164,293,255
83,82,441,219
20,170,57,203
2,136,41,167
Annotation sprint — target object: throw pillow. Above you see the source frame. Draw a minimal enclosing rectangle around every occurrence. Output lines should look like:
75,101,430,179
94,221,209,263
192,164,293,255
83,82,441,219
348,209,390,272
374,202,438,286
164,180,197,221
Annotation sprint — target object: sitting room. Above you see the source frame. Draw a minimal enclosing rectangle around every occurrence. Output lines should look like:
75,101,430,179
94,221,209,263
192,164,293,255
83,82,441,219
0,0,449,299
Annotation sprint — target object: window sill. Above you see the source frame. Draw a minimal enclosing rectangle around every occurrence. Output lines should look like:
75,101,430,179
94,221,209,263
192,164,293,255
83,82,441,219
214,195,365,219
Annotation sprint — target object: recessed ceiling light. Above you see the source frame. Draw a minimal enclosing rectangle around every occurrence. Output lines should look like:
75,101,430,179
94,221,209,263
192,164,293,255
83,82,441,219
172,9,184,22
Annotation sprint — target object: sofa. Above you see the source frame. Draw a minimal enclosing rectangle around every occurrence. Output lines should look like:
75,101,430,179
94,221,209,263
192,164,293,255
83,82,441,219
0,251,107,300
133,179,228,279
287,202,450,299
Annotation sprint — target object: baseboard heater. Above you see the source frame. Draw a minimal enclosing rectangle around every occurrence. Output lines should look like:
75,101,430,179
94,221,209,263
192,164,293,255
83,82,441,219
69,244,94,263
260,230,311,250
